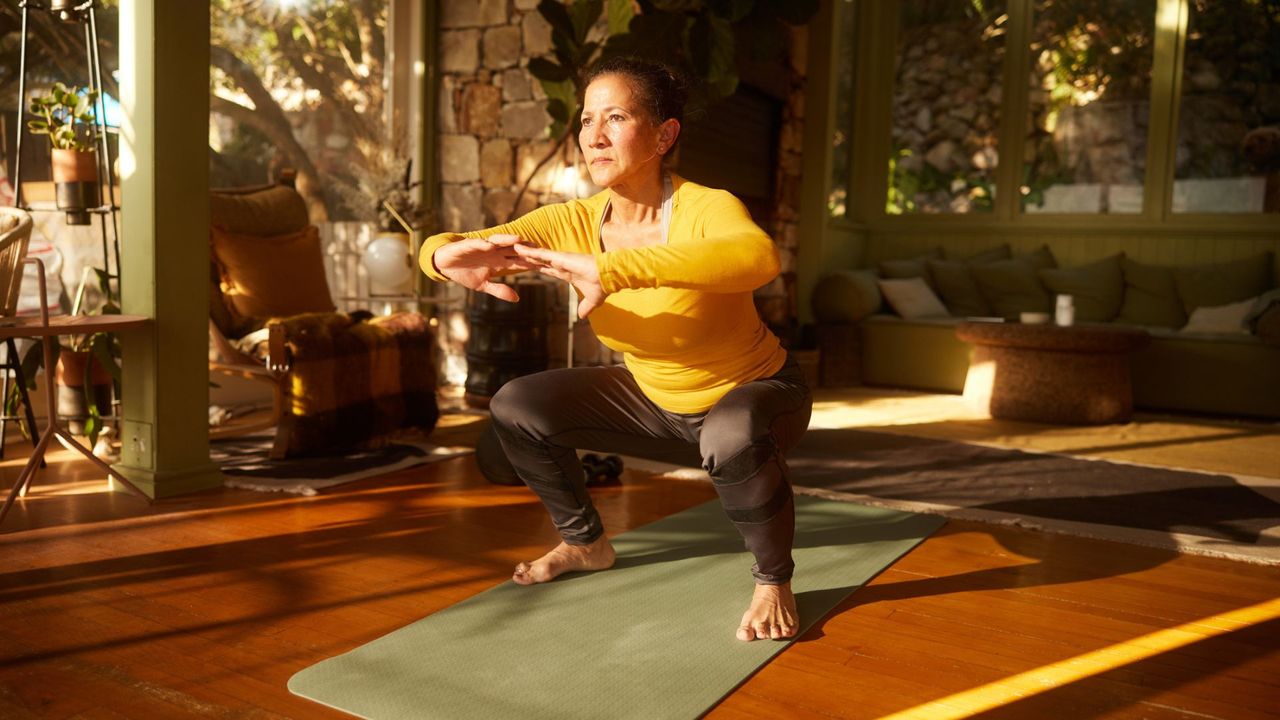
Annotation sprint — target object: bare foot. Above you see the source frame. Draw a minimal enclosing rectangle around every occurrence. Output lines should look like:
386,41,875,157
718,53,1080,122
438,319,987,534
512,536,616,585
737,582,799,641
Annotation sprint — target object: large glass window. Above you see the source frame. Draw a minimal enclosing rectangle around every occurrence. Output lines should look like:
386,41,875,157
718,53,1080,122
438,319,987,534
1172,0,1280,214
886,0,1008,215
1022,0,1156,214
828,0,857,219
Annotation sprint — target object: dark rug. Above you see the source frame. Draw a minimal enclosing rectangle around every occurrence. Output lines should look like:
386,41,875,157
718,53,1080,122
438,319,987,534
212,432,471,496
635,428,1280,563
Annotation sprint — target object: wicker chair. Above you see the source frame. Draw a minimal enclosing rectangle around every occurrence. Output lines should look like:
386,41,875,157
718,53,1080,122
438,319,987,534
0,207,41,457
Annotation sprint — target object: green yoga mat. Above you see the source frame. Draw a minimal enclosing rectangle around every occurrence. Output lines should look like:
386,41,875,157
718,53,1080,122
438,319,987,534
289,496,943,719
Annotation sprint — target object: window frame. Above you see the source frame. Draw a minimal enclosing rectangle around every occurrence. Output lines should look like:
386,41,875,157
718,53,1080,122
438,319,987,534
831,0,1276,233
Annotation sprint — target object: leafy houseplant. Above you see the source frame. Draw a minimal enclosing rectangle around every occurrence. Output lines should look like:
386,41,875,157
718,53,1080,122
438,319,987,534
517,0,818,213
26,82,101,225
13,269,122,448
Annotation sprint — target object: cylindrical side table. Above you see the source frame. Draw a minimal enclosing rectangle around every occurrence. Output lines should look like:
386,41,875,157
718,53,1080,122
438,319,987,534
956,322,1150,424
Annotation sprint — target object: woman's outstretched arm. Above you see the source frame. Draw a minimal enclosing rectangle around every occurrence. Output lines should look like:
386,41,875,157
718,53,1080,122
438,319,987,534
596,191,779,294
418,203,585,283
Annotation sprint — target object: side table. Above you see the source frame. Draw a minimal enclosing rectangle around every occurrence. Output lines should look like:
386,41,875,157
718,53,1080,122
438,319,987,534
0,260,151,526
956,322,1150,424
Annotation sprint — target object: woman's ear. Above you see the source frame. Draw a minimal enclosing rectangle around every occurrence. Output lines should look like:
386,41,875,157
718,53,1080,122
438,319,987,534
659,119,681,154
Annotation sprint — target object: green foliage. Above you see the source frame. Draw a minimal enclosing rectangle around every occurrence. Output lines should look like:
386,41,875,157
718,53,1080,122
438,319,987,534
14,268,121,447
528,0,819,140
26,82,99,152
886,145,1000,215
529,0,605,138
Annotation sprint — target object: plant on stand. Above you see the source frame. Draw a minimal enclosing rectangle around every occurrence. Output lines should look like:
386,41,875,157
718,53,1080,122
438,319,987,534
20,82,121,451
15,268,121,452
26,81,101,225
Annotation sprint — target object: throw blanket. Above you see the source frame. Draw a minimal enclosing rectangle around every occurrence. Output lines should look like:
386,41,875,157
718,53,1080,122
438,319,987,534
249,312,439,458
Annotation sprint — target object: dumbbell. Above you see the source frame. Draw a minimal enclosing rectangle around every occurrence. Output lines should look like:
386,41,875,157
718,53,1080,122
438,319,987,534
581,453,623,487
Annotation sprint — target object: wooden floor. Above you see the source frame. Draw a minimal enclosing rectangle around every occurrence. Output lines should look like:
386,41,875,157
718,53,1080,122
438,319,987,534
1,418,1278,719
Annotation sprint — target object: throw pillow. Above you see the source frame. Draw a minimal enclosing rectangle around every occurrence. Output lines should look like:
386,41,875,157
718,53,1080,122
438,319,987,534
811,270,882,324
1038,254,1124,322
877,277,949,319
1256,304,1280,347
1117,257,1187,328
1181,297,1255,334
1020,244,1058,271
211,225,336,329
1172,252,1274,314
927,259,992,317
211,185,311,236
878,247,943,289
970,258,1053,320
1246,288,1280,333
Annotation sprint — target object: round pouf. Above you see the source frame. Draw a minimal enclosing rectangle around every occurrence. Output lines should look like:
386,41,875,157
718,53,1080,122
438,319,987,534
956,322,1150,424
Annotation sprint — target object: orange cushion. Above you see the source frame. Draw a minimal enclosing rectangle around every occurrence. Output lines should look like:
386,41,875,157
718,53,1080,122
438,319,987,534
211,225,335,328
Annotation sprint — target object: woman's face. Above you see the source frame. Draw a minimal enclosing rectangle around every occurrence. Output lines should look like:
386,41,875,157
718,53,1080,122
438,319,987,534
579,74,675,189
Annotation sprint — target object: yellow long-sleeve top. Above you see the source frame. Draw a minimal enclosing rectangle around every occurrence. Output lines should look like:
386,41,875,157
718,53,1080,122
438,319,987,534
419,175,786,414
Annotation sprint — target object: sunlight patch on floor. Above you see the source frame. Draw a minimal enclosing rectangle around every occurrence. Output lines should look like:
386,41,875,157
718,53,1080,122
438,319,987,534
809,387,1280,479
878,596,1280,720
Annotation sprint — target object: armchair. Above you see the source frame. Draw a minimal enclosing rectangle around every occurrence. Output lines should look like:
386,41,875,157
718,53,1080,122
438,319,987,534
208,181,439,459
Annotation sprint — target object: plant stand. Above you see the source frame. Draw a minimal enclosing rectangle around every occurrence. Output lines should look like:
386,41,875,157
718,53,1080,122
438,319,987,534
9,0,122,442
0,260,149,528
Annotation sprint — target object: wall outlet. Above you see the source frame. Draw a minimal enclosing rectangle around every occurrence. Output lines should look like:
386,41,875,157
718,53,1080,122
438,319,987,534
121,420,155,470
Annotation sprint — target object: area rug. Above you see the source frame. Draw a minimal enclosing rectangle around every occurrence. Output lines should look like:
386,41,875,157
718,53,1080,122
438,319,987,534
288,496,943,720
629,428,1280,565
213,432,472,496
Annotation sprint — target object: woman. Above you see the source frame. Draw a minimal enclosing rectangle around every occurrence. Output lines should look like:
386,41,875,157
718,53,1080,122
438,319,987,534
419,57,811,642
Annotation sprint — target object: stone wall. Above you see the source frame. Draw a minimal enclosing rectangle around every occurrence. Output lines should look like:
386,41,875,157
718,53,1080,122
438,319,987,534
889,22,1004,213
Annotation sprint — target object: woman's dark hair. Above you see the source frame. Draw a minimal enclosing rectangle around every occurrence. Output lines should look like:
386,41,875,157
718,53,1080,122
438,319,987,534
582,56,689,129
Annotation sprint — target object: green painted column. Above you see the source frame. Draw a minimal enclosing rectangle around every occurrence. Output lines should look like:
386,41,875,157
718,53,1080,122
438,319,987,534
115,0,221,498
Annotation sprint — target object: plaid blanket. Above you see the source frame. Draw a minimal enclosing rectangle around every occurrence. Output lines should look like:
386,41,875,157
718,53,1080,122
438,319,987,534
251,311,439,458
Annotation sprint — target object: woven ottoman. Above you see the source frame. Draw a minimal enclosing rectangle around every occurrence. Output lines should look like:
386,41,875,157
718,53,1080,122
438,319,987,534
956,322,1150,424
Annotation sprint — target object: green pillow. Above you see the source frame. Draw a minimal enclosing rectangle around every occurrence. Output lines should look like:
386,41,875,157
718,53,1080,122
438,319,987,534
878,247,943,289
927,259,991,317
971,258,1053,320
1173,252,1274,314
1038,254,1124,322
811,270,882,324
1021,244,1058,271
1118,257,1187,328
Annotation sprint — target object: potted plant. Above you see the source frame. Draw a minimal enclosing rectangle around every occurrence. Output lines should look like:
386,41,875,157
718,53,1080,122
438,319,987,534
14,268,121,449
26,81,101,225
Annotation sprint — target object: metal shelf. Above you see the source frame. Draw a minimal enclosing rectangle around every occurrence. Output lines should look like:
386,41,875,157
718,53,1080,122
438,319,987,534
20,204,120,215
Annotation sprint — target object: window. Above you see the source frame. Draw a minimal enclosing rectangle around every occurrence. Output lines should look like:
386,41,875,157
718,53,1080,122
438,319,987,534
886,0,1008,215
836,0,1280,223
1022,0,1156,214
1172,0,1280,214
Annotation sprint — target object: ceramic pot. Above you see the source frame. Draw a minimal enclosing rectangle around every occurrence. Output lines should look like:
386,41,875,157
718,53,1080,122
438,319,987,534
51,148,99,226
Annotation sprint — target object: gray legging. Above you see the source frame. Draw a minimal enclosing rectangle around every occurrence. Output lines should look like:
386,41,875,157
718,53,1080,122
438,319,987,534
488,354,812,585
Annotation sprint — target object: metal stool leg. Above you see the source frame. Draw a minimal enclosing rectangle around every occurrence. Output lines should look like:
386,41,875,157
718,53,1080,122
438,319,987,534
5,338,43,466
